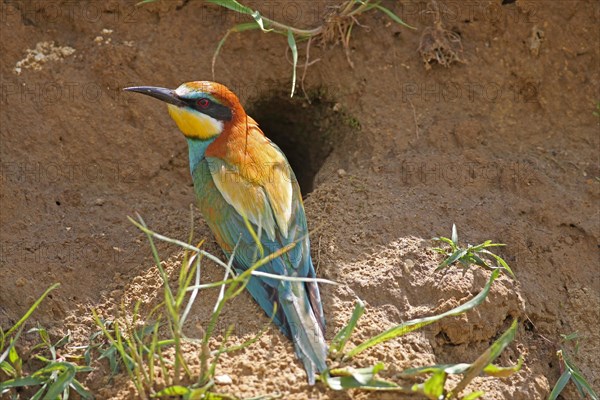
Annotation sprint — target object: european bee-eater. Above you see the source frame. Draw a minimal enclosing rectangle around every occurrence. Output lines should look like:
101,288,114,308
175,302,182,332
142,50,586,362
124,81,327,384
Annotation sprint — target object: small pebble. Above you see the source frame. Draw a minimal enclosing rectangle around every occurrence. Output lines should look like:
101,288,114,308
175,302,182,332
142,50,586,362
403,259,415,273
215,374,232,385
94,198,105,206
337,169,347,177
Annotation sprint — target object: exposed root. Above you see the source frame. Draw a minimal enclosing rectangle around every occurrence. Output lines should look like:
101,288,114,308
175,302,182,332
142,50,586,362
418,0,465,70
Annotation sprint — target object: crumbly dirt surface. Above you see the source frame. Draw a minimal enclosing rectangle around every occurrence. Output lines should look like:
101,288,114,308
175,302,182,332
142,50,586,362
1,1,598,399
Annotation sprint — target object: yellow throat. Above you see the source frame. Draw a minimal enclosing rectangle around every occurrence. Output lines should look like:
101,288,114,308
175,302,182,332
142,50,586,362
167,104,223,140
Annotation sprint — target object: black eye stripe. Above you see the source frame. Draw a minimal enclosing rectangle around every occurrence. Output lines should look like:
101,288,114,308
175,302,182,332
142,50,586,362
184,97,233,121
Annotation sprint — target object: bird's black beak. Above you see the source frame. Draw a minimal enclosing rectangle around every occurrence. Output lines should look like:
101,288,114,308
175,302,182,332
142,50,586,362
123,86,186,107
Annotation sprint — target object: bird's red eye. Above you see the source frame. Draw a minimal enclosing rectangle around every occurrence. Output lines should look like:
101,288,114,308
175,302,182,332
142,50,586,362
197,98,210,108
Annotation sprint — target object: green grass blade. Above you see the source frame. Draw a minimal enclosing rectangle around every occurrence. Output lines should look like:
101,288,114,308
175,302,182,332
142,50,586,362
241,213,264,258
411,369,446,398
5,283,60,338
324,375,401,391
131,215,176,306
470,253,489,268
250,270,337,285
206,0,253,15
69,379,92,399
217,303,276,355
480,242,506,248
324,363,402,390
437,248,468,270
153,385,191,396
481,250,516,278
287,29,298,97
401,363,471,376
54,333,70,349
548,370,572,400
344,270,500,360
251,10,273,32
8,341,21,370
434,236,456,249
568,369,599,399
43,363,76,400
213,240,240,315
483,355,524,377
128,216,230,270
462,391,485,400
212,22,260,78
0,375,46,390
451,319,519,396
1,360,17,377
330,299,365,355
180,254,202,327
451,224,459,245
31,385,48,400
561,332,580,342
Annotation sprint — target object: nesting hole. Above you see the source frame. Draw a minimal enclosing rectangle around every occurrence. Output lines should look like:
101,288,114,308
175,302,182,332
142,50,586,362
247,90,348,195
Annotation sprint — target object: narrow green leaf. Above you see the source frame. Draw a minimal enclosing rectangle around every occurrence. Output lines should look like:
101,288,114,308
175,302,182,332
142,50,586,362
241,213,264,258
287,29,298,97
0,375,46,390
250,270,337,285
325,375,400,391
217,303,275,355
153,385,190,396
373,4,416,29
330,299,365,354
69,379,93,400
560,332,580,342
344,270,500,359
1,360,17,377
55,333,71,349
128,216,230,270
569,369,599,399
451,224,459,245
433,236,455,247
251,10,272,32
483,355,524,377
5,283,60,338
31,385,47,400
8,343,20,366
206,0,254,15
548,370,572,400
480,242,506,248
483,250,516,278
41,364,76,400
470,240,493,252
451,319,519,396
243,395,284,400
462,391,485,400
324,363,401,390
401,363,471,377
212,22,260,78
437,249,468,269
470,253,489,268
413,370,446,398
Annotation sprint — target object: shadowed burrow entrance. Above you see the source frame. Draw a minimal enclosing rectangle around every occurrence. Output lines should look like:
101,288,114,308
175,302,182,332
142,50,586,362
247,90,345,195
